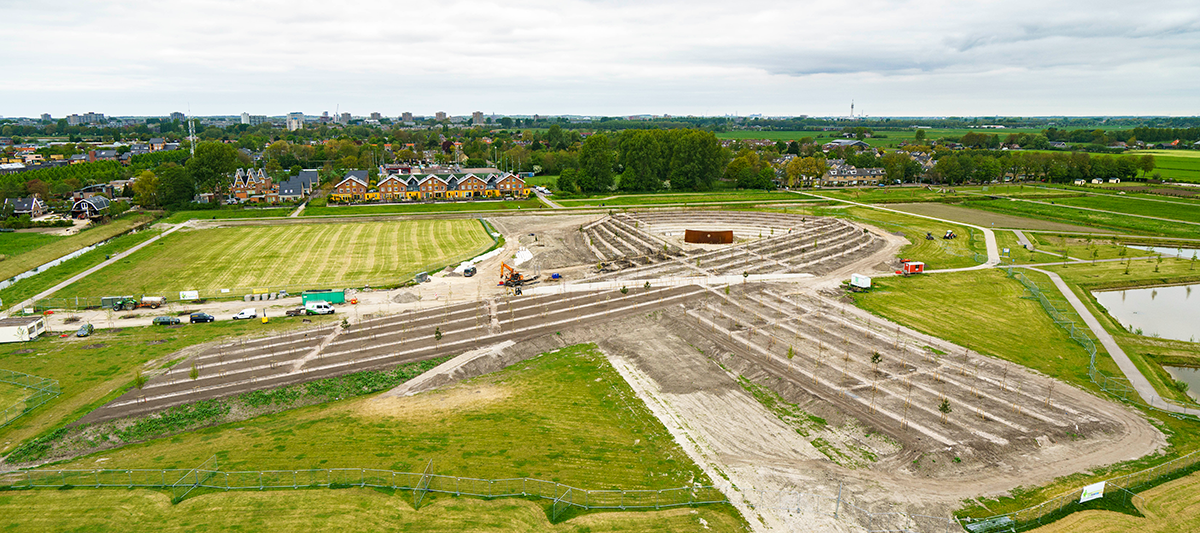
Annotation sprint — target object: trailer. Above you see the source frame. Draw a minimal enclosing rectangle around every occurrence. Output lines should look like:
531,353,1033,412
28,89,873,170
897,261,925,276
0,316,46,343
302,289,346,305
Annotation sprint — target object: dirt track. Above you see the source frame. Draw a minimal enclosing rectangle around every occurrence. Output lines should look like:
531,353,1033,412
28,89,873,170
63,210,1166,531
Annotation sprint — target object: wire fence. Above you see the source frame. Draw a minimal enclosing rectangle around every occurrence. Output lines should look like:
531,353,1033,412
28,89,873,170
958,269,1200,531
30,219,504,313
0,456,964,531
0,369,61,428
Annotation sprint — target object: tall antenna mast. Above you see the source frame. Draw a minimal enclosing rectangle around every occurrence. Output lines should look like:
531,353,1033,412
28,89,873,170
850,100,855,118
187,103,196,156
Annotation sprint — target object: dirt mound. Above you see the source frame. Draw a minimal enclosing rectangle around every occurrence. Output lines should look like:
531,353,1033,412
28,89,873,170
391,292,419,304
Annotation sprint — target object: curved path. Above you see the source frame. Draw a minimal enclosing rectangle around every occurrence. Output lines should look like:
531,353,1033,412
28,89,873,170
799,192,1000,272
1026,266,1200,417
805,189,1199,416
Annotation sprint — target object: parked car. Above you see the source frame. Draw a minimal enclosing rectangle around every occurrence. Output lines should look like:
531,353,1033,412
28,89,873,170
75,323,94,337
232,308,257,320
152,316,181,326
189,312,215,323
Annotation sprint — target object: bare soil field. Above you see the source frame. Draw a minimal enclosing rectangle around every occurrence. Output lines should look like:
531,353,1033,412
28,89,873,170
887,203,1105,233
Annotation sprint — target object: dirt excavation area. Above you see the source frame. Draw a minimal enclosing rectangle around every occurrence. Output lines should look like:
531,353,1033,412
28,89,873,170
65,210,1166,531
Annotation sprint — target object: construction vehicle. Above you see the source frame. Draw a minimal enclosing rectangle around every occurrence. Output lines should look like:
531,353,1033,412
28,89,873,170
102,295,166,311
943,230,957,239
500,262,538,288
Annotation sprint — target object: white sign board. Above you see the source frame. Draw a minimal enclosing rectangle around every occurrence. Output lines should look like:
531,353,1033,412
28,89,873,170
850,274,871,289
1079,481,1105,503
179,290,200,301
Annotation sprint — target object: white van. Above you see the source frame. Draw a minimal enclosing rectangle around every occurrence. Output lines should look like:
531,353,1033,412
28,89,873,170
232,308,257,320
304,301,335,315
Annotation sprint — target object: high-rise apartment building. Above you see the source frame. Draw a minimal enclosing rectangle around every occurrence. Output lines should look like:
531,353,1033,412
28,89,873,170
287,112,304,131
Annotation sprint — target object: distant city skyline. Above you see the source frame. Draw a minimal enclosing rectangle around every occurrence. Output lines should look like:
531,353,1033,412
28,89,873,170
2,0,1198,118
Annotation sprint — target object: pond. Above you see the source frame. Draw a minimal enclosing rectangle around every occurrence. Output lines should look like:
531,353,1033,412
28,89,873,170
1093,283,1200,343
1163,366,1200,402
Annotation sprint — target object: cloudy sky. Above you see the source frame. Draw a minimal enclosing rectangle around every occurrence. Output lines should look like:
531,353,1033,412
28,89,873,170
3,0,1199,118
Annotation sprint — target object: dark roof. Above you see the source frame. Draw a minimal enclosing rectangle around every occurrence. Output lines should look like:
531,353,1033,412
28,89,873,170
298,169,319,187
278,177,306,196
0,316,43,328
344,170,368,180
149,137,165,144
4,197,41,212
73,196,110,210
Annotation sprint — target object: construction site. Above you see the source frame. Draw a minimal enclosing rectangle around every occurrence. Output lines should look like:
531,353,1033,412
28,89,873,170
20,209,1160,532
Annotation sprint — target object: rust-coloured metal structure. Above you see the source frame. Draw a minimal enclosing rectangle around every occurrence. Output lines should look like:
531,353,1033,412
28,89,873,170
684,229,734,244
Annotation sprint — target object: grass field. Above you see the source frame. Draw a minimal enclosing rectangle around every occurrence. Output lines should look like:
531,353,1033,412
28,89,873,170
802,205,986,269
0,229,161,310
0,315,339,455
555,190,814,208
0,381,32,425
2,344,745,532
58,219,492,297
0,487,744,532
0,233,60,259
302,199,544,217
961,199,1200,239
160,208,292,224
0,215,153,281
1027,469,1200,533
1041,195,1200,225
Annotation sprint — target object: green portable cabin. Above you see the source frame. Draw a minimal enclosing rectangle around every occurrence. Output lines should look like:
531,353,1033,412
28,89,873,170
302,290,346,305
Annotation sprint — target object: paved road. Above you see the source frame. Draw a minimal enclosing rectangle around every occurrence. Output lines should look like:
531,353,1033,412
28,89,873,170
535,191,564,209
1026,266,1200,417
800,192,1000,272
289,201,307,217
2,224,185,318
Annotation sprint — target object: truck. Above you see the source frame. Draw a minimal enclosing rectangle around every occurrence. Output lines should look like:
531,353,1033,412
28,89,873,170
301,289,346,305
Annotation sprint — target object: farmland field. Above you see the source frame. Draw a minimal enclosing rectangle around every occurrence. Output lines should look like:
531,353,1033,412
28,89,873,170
1129,150,1200,183
883,202,1106,232
58,219,493,297
960,199,1200,239
1028,467,1200,533
715,128,1054,148
0,344,744,532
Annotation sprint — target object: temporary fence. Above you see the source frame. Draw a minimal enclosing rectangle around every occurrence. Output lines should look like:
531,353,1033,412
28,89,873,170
960,269,1200,531
0,369,61,428
30,219,503,313
0,457,961,532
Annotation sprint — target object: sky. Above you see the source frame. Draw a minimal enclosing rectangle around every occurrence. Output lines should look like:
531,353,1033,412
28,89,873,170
3,0,1199,118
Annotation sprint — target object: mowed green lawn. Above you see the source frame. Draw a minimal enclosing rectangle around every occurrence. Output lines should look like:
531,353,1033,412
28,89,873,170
1,344,745,532
59,219,493,296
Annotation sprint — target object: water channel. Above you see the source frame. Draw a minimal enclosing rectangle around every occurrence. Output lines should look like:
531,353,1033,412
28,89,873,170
1092,283,1200,343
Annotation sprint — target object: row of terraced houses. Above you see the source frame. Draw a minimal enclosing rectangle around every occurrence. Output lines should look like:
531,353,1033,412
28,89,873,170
330,167,528,202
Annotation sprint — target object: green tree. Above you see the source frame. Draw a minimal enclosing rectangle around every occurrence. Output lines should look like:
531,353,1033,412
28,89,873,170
667,129,722,191
131,169,160,208
914,129,926,143
187,141,242,196
938,398,951,424
156,162,194,208
578,134,615,192
618,130,665,191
